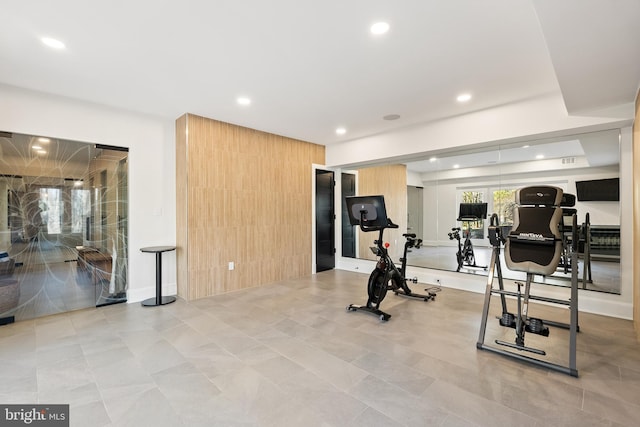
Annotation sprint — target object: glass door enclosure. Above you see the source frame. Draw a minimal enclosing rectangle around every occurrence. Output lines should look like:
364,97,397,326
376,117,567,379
0,131,128,323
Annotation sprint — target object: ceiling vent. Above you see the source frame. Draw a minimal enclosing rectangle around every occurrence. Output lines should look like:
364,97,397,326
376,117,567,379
561,157,576,165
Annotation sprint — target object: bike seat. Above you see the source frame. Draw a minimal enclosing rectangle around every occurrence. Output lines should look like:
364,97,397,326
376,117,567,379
403,233,416,238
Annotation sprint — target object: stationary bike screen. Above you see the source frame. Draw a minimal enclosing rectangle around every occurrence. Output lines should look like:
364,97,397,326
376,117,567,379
345,195,388,228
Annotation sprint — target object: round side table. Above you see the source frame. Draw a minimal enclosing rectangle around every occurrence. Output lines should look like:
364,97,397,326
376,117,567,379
140,246,176,306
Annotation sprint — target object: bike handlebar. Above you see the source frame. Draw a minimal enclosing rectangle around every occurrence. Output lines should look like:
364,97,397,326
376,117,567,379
357,215,399,232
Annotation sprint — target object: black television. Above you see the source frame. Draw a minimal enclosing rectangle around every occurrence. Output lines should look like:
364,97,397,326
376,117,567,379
458,203,488,221
575,178,619,201
345,195,388,228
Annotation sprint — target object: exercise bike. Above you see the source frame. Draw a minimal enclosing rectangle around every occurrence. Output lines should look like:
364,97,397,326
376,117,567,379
347,212,436,322
448,226,484,272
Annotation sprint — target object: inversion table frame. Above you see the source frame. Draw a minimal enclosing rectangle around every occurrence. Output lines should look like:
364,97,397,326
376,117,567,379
476,190,580,377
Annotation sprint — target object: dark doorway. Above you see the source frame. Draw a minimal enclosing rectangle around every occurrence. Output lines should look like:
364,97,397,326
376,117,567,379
315,169,335,272
341,173,356,258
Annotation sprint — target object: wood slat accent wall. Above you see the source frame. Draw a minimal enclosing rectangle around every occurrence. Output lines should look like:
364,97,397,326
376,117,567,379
176,114,189,299
357,164,407,261
176,113,325,300
634,92,640,335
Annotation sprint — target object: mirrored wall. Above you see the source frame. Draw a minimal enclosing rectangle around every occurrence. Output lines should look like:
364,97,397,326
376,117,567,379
0,131,128,324
347,129,622,294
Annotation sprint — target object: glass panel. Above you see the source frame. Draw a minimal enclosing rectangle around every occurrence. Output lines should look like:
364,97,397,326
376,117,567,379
71,188,90,233
88,146,129,306
0,132,129,323
40,188,62,234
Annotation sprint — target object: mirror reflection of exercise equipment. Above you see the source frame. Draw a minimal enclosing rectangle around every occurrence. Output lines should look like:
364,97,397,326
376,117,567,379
477,186,579,377
345,195,436,322
558,193,595,289
448,203,487,272
371,129,623,295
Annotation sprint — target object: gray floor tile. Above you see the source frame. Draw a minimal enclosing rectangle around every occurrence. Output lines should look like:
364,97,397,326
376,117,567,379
0,269,638,426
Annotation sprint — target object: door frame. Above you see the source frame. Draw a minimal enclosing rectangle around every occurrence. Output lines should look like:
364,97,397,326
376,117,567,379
312,164,338,274
311,165,361,273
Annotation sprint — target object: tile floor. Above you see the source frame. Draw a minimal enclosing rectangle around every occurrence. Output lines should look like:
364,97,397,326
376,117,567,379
6,241,125,321
0,269,638,426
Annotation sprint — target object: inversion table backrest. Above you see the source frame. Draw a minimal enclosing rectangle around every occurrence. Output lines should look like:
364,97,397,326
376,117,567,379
505,186,563,276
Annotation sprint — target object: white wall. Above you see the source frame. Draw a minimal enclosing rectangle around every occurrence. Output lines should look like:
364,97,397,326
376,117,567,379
406,170,423,187
0,84,177,303
326,93,631,169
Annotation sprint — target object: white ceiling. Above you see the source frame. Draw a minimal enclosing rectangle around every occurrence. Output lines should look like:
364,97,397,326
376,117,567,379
0,0,638,146
404,128,621,173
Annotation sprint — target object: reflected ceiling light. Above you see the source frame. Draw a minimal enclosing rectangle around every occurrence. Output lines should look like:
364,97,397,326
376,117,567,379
522,145,530,148
236,97,251,106
32,145,43,150
453,164,460,169
41,37,65,49
38,137,50,143
36,149,47,155
74,181,83,186
456,93,472,103
335,127,347,135
370,22,390,35
536,154,544,159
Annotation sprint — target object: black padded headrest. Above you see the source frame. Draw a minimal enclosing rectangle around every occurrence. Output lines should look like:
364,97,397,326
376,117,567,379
561,193,576,207
515,186,563,207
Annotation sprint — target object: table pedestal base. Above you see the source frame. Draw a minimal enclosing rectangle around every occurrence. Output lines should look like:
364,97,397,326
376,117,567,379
141,296,176,307
140,246,177,308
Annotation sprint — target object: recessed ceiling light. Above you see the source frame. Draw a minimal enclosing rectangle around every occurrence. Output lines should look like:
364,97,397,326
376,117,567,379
453,164,460,169
536,154,544,159
336,127,347,135
370,22,390,35
38,137,50,143
522,145,530,149
383,114,400,121
41,37,65,49
429,157,437,162
74,181,83,186
236,97,251,106
456,93,472,103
